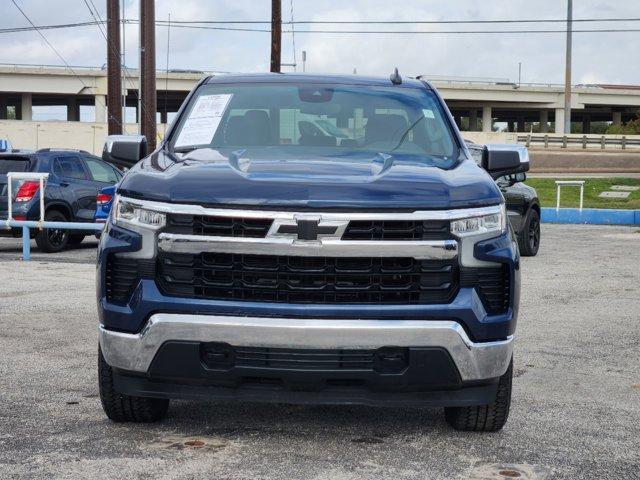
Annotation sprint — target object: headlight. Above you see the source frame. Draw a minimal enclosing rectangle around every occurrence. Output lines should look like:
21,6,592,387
112,195,166,229
450,204,506,237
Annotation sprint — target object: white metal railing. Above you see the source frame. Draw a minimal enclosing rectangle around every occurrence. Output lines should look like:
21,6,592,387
5,172,48,224
3,171,103,260
555,180,585,212
518,134,640,150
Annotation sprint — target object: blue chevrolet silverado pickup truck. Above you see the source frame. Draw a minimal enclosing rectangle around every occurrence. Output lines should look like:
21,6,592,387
97,73,528,431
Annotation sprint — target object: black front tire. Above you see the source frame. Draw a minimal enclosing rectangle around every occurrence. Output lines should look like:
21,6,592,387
518,209,540,257
35,210,69,253
98,346,169,423
444,359,512,432
68,234,86,246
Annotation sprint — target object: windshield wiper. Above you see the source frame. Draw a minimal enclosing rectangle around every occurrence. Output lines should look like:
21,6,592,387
390,114,425,152
172,146,200,153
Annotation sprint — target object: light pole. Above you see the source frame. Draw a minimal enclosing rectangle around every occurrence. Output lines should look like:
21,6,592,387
564,0,573,134
302,50,307,72
518,62,522,88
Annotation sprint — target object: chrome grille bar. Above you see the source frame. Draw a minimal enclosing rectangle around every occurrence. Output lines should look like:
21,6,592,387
158,233,458,259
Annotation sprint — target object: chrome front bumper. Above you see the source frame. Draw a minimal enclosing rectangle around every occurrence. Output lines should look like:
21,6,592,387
99,314,513,382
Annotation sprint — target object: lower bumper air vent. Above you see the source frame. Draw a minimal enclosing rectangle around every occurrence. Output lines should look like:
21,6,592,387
105,254,155,304
460,265,511,315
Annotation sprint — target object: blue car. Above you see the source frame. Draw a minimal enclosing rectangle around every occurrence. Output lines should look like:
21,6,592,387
93,185,116,237
96,72,528,431
0,139,13,153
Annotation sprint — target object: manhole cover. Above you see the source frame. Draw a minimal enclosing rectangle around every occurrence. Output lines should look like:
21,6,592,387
149,435,229,452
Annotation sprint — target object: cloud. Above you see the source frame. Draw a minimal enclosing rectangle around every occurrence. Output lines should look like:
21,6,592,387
0,0,639,85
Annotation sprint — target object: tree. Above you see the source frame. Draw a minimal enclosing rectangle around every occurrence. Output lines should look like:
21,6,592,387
606,110,640,134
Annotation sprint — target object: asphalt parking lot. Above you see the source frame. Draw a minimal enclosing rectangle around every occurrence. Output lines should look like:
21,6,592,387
0,224,639,480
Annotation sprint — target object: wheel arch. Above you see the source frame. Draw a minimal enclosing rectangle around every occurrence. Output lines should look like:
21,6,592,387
44,201,73,220
530,201,541,216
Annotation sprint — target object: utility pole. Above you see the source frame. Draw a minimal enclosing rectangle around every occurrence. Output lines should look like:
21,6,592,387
302,50,306,72
563,0,572,135
106,0,122,134
270,0,281,72
140,0,157,150
121,0,127,126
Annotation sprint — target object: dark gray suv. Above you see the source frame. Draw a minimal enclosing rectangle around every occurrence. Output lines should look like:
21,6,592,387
0,148,122,252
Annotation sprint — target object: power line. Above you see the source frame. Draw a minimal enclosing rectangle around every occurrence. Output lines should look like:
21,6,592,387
81,0,138,111
4,22,640,36
0,21,99,34
151,24,640,34
83,0,108,38
285,28,640,34
165,17,640,25
4,16,640,34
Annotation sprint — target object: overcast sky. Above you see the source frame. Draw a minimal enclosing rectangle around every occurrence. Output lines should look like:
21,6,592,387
2,0,640,85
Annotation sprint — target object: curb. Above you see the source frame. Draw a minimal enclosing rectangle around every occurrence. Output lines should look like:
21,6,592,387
541,207,640,225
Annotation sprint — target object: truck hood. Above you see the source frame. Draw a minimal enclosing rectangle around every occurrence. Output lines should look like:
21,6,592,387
117,148,503,210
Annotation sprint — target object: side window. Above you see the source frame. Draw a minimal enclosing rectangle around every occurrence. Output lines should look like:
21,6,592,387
84,158,119,183
53,156,87,180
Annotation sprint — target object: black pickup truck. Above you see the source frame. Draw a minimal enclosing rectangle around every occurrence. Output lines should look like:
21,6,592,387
466,141,540,256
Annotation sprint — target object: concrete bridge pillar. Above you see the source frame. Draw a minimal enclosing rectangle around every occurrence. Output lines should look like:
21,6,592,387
0,96,7,120
539,110,549,133
555,108,565,134
613,111,622,126
469,109,478,131
582,114,591,134
20,94,32,121
94,95,107,123
482,105,492,132
517,116,526,133
67,98,80,122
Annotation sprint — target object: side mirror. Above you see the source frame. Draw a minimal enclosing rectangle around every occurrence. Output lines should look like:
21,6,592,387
102,135,147,169
498,172,527,187
481,144,530,179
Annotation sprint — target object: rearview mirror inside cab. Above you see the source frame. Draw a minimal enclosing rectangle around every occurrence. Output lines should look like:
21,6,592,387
102,135,148,169
481,144,530,179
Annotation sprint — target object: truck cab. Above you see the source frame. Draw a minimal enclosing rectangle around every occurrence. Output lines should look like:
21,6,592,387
96,73,528,431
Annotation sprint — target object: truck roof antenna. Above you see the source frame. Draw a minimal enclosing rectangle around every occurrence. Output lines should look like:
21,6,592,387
390,67,402,85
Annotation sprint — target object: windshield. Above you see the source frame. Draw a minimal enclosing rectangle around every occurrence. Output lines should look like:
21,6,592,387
169,83,459,167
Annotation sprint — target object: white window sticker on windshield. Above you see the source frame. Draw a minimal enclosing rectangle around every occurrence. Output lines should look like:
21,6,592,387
422,109,435,119
175,94,233,148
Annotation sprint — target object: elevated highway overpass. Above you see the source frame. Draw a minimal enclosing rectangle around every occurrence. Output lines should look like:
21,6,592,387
1,64,640,156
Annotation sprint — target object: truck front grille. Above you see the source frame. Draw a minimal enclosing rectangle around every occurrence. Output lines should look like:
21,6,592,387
165,214,273,238
164,215,451,241
156,252,459,304
342,219,451,240
201,343,378,371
